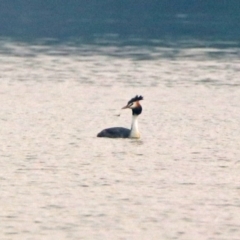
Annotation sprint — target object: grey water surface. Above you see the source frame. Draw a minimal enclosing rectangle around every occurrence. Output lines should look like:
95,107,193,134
0,40,240,240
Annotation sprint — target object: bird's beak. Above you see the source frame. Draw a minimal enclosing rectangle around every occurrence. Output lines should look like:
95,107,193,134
122,105,129,109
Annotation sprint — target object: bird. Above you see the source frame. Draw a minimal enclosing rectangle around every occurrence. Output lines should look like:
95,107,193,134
97,95,143,138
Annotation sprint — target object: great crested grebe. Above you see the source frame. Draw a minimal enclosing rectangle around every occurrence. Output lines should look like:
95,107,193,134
97,95,143,138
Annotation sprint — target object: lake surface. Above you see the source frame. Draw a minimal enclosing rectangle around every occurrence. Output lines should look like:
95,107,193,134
0,39,240,240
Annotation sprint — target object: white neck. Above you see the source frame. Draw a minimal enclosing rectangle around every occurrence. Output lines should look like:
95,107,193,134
129,115,140,138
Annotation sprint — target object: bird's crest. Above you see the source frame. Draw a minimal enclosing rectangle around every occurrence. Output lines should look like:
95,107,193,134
128,95,144,105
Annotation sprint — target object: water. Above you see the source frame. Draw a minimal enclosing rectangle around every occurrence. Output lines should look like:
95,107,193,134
0,39,240,240
1,1,240,42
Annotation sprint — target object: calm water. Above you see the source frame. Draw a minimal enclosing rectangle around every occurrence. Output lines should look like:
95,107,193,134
0,40,240,240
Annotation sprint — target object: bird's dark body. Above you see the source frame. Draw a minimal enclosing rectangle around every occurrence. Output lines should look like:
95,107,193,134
97,127,130,138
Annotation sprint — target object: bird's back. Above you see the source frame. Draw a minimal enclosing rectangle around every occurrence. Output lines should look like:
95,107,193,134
97,127,130,138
